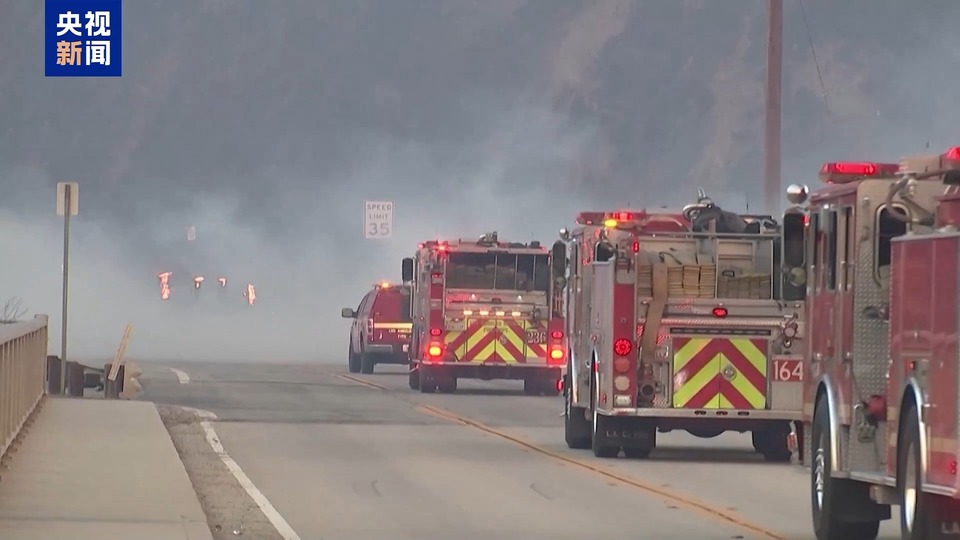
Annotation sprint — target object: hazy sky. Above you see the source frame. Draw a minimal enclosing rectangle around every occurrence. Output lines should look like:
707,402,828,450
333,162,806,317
2,0,957,361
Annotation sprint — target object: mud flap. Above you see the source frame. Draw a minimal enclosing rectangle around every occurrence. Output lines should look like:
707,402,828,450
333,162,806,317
597,415,657,449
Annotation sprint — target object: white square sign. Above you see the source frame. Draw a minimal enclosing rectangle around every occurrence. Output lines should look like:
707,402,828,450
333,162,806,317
364,201,393,239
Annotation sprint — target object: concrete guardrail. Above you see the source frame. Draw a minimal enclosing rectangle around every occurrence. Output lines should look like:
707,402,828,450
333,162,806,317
0,315,48,460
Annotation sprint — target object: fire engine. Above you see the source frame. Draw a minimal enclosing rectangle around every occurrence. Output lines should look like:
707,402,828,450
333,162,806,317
554,194,806,460
791,147,960,540
401,232,565,394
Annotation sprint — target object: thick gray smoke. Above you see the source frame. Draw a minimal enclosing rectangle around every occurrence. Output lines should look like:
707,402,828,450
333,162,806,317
2,1,958,363
0,100,604,363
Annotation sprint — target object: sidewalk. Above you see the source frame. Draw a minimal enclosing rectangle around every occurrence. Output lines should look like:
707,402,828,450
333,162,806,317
0,397,212,540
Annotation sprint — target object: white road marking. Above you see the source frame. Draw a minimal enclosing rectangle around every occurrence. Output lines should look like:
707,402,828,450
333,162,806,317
201,420,301,540
169,368,190,384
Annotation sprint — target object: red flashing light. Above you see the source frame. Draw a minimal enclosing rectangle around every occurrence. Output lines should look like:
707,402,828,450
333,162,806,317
438,245,447,251
549,347,565,361
427,344,443,358
712,306,728,318
550,330,563,340
945,147,960,162
631,241,640,253
429,328,442,336
431,272,442,279
613,338,632,356
613,211,633,221
556,378,564,392
819,162,900,183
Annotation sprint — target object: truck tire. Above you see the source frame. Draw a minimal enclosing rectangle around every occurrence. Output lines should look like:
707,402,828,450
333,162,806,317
348,343,361,374
419,367,437,393
408,365,420,390
590,372,619,458
437,377,457,394
564,371,591,449
898,406,932,540
811,394,882,540
753,422,793,462
360,353,375,374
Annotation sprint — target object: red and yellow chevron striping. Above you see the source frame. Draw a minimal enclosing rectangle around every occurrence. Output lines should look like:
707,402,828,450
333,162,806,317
671,337,768,410
444,318,548,364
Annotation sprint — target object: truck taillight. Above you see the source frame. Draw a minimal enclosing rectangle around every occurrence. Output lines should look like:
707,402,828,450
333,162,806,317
549,347,564,361
613,357,631,373
367,318,375,341
428,344,443,357
430,328,442,337
550,330,563,339
613,338,632,356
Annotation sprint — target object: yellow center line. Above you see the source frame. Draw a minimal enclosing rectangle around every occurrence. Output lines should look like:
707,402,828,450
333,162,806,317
337,374,388,391
415,404,785,540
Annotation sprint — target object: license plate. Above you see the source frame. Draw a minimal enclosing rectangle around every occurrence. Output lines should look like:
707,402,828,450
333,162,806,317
402,344,409,352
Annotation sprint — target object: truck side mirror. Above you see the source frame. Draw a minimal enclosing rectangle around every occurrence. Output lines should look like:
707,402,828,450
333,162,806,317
401,258,414,282
341,307,356,319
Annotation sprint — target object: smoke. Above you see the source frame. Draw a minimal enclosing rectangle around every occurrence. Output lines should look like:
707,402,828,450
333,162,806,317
0,98,601,363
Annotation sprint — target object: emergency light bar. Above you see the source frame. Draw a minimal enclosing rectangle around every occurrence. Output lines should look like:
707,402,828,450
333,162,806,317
576,211,637,226
944,147,960,167
818,162,900,184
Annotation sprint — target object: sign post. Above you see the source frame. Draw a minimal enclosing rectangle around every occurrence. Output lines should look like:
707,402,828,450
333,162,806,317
56,182,78,395
364,201,394,239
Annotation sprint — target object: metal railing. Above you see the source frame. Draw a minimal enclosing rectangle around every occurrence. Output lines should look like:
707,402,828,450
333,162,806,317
0,315,48,459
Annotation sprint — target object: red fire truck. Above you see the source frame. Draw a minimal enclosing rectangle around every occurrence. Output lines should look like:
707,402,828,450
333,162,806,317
792,147,960,540
401,232,566,394
554,196,806,460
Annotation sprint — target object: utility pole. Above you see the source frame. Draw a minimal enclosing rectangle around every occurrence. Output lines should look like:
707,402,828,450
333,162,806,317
764,0,783,215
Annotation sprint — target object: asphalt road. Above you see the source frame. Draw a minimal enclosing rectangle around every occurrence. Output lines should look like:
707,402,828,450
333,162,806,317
138,361,900,540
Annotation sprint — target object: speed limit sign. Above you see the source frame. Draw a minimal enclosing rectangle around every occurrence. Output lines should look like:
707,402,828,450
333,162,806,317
364,201,394,239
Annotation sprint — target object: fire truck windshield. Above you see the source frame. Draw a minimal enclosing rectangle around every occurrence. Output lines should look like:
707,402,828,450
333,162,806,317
445,252,549,292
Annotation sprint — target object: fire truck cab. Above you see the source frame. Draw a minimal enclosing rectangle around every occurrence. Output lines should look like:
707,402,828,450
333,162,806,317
795,147,960,540
401,233,566,394
554,197,806,460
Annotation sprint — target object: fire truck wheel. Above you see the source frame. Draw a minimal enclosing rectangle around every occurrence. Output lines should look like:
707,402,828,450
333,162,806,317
898,408,931,540
753,422,792,462
408,366,420,390
564,374,591,449
418,367,437,394
590,375,619,458
348,343,361,374
437,377,457,394
360,353,376,374
811,395,882,540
